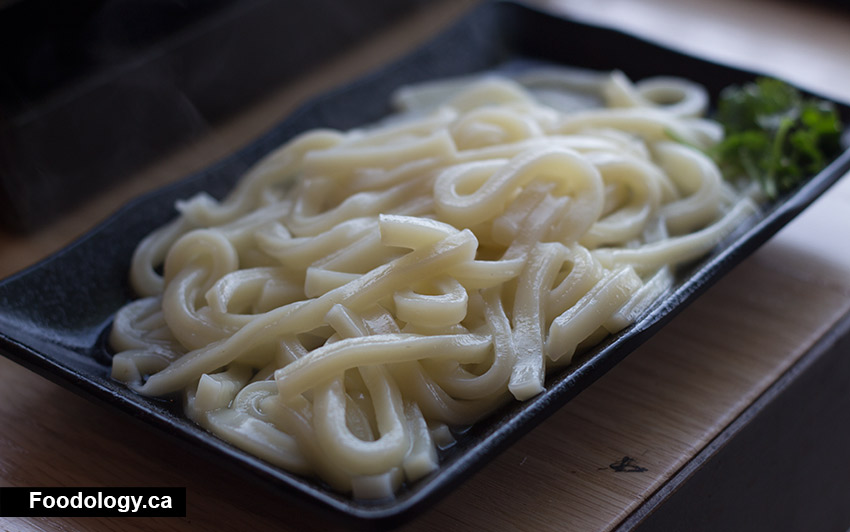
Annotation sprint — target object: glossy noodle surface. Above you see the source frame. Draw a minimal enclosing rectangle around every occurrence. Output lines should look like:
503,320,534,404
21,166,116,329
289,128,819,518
109,69,758,499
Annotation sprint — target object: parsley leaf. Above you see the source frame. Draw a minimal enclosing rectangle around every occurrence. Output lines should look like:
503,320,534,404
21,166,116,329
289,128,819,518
710,78,843,198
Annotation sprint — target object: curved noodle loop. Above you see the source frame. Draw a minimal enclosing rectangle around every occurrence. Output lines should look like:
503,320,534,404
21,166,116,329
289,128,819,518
110,69,758,498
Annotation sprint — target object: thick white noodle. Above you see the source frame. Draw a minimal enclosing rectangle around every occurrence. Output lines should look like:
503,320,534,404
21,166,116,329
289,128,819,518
110,69,757,498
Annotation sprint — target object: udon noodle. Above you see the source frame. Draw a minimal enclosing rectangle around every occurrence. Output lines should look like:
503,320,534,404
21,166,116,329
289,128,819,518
110,68,758,498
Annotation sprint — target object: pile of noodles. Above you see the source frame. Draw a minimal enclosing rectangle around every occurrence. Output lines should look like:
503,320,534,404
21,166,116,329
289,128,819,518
110,69,757,498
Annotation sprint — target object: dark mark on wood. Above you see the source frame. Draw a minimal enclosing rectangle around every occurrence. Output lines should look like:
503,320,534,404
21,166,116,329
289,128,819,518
608,456,648,473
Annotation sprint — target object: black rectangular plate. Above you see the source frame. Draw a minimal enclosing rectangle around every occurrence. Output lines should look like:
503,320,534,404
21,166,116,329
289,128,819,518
1,1,849,529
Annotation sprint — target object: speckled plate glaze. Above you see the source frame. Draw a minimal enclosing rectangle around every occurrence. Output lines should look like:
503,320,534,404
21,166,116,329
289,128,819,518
1,1,849,529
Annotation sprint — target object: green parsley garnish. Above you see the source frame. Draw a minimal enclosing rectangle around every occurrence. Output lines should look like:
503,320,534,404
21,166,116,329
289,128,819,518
711,77,844,198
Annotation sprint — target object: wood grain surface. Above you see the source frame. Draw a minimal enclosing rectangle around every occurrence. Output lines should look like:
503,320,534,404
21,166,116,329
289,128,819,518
2,1,849,531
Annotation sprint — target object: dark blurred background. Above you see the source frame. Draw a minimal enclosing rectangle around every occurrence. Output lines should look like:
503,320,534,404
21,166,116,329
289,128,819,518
0,0,434,231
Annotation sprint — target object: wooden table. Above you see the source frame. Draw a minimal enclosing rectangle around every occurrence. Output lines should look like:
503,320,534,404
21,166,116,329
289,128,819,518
2,1,849,531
